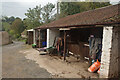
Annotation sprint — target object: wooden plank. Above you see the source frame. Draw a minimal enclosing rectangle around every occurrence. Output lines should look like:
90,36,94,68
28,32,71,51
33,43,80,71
59,28,71,31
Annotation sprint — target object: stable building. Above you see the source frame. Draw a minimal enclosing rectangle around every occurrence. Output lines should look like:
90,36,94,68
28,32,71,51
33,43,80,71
35,4,120,78
26,29,36,45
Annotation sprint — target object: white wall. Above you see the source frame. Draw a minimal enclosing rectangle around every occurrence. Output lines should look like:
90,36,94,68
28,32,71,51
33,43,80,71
47,29,60,48
100,26,120,78
108,26,120,78
100,27,113,78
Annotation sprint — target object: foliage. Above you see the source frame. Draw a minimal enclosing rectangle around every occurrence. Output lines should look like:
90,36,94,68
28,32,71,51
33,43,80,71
2,22,11,32
2,16,15,24
24,5,42,29
1,16,16,32
11,18,25,38
1,16,26,39
25,5,42,21
1,3,56,40
24,3,55,29
60,2,111,18
42,3,55,23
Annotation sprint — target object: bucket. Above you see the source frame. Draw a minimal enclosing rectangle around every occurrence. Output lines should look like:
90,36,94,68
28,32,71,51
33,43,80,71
88,59,101,72
32,44,36,48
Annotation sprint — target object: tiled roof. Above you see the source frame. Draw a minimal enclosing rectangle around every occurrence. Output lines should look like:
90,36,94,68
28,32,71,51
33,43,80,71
37,4,120,29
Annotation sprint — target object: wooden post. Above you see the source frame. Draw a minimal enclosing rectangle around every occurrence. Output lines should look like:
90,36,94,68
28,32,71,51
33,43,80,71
39,29,41,48
35,29,37,45
33,30,36,44
28,31,30,45
64,30,66,61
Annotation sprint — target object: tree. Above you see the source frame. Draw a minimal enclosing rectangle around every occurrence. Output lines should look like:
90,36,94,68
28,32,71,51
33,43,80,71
1,16,26,39
11,18,25,38
2,16,15,24
2,22,11,32
42,3,55,23
24,3,56,29
1,16,16,32
25,5,42,29
60,2,111,18
0,18,4,31
23,18,41,29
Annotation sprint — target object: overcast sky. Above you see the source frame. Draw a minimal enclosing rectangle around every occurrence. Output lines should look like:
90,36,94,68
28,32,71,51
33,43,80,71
1,0,120,19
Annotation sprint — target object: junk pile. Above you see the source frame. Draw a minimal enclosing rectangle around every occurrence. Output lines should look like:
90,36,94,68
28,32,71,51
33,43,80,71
34,36,64,56
47,46,58,55
88,35,102,74
47,37,64,56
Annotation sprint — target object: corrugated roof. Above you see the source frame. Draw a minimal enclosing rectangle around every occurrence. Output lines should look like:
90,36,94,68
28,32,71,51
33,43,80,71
37,4,120,29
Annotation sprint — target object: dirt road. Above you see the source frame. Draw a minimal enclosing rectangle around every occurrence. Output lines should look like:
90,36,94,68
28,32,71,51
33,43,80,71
2,41,98,78
22,45,99,78
2,41,51,78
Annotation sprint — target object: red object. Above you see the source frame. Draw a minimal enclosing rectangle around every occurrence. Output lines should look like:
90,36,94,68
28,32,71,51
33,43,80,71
88,59,101,72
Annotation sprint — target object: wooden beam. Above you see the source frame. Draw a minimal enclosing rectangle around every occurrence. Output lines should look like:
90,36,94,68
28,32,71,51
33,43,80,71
59,28,71,31
35,30,37,45
28,31,30,45
64,30,66,61
39,29,41,48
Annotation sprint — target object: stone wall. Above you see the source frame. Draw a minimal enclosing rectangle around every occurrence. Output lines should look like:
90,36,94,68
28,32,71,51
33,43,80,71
0,31,12,45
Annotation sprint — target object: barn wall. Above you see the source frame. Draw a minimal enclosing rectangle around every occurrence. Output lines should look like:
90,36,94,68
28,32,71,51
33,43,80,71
40,29,47,47
47,29,60,48
100,26,120,78
118,26,120,78
67,28,90,59
109,26,120,78
100,27,113,78
68,42,89,59
67,27,103,59
28,31,33,45
119,26,120,78
35,29,39,47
